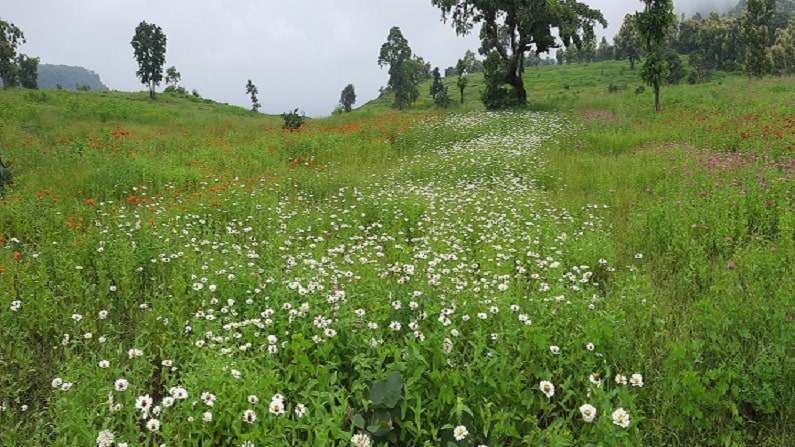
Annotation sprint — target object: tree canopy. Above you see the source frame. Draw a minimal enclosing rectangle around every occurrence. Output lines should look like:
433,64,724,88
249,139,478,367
245,79,260,112
430,0,606,106
131,21,167,99
0,19,25,88
340,84,356,112
378,27,423,109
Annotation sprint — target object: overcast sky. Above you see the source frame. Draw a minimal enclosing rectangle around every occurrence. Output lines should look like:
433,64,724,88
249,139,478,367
6,0,736,116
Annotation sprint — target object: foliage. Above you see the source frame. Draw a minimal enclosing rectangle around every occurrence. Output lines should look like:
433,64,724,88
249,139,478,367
429,67,450,108
676,13,743,73
665,50,685,84
615,14,644,70
481,50,514,109
245,79,260,113
165,66,181,87
767,18,795,74
378,27,422,109
740,0,777,77
637,0,676,112
281,107,305,130
430,0,606,106
0,19,25,88
16,54,38,89
340,84,356,112
0,152,12,195
130,21,167,99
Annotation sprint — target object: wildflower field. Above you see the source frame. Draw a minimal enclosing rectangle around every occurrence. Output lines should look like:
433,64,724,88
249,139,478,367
0,62,793,446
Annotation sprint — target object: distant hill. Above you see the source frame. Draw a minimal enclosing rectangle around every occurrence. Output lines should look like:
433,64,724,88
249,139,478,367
37,64,108,91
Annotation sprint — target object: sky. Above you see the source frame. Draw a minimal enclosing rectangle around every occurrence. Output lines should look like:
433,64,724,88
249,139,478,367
6,0,737,116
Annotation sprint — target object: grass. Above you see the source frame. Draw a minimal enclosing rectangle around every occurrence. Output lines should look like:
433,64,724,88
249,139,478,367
0,60,792,446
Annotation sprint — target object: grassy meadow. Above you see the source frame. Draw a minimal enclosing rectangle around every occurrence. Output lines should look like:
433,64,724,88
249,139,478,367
0,61,792,446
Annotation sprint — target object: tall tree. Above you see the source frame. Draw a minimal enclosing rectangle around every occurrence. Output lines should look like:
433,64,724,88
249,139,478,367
741,0,776,77
245,80,260,112
165,66,181,87
429,67,450,107
637,0,676,112
768,19,795,75
340,84,356,112
16,54,38,89
0,20,25,88
455,58,469,104
131,21,167,99
378,27,421,109
430,0,605,106
615,14,644,69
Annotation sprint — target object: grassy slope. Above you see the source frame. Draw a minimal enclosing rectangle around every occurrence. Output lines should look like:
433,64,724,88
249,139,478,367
1,61,793,445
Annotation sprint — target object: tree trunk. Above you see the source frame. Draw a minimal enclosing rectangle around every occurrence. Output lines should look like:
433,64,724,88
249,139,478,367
460,87,464,104
506,73,527,106
149,80,155,99
630,56,635,70
654,82,661,113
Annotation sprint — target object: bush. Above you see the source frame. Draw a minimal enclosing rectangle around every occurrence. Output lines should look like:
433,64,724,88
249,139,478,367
634,85,646,95
0,155,13,196
607,83,622,93
282,108,305,131
665,51,686,85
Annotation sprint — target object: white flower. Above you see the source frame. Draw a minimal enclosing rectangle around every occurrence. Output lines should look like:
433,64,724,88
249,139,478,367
539,380,555,398
611,408,631,428
146,418,160,432
162,396,175,408
549,345,560,355
585,342,594,351
351,433,371,447
135,395,153,414
248,395,259,404
202,411,213,422
98,310,108,319
98,360,110,368
96,430,114,447
615,374,628,385
127,348,143,359
453,425,469,441
589,373,603,388
294,403,307,418
630,373,644,387
269,397,285,416
243,409,257,424
51,378,63,388
389,321,401,331
579,403,597,423
169,386,188,400
114,379,129,391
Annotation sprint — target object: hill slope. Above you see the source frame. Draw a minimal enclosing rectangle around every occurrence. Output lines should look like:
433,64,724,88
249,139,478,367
37,64,109,91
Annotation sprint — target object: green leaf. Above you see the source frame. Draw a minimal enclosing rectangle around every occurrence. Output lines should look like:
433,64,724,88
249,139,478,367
368,371,404,409
352,413,365,429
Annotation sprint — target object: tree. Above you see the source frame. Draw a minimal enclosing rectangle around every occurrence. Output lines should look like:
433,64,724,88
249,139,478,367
430,67,450,107
455,58,469,104
340,84,356,112
245,80,260,112
596,37,615,61
637,0,676,112
378,27,421,109
430,0,605,107
768,19,795,75
741,0,776,77
615,14,644,69
665,50,685,84
165,66,181,87
131,21,167,99
0,20,25,88
16,54,38,89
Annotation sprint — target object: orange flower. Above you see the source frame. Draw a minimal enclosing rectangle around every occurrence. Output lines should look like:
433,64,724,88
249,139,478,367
14,251,22,262
84,198,95,206
0,266,5,273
